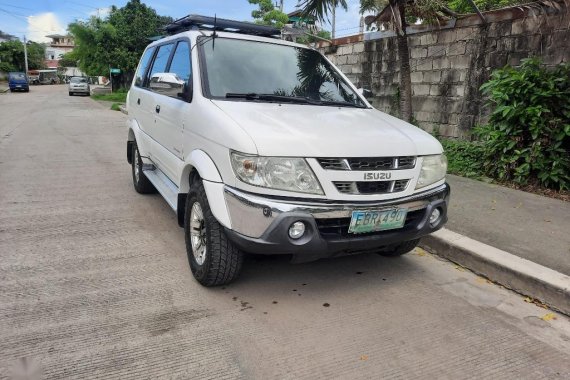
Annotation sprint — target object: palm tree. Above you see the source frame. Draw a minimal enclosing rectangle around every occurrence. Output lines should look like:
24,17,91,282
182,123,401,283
298,0,448,122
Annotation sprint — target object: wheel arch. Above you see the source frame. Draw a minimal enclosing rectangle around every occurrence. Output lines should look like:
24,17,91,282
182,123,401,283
177,150,224,227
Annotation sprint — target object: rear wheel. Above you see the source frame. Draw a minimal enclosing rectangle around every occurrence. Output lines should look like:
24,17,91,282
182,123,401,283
131,141,156,194
185,180,243,286
378,239,420,257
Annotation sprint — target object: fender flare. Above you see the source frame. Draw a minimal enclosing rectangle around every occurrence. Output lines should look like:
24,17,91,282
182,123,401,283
179,150,223,193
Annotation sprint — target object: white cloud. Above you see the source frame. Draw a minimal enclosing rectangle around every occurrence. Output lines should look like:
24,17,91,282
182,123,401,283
89,7,111,19
27,12,65,42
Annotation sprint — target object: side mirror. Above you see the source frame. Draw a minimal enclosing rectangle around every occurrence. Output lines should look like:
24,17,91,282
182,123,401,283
357,88,374,99
177,81,193,103
149,72,191,101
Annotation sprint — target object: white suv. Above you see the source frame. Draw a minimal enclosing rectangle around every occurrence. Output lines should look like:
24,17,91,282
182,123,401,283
126,15,449,286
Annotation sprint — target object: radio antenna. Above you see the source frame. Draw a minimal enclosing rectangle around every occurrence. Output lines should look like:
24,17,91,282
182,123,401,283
212,14,218,50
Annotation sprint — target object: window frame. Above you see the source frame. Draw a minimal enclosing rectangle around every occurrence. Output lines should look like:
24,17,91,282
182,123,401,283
139,37,193,102
196,36,366,106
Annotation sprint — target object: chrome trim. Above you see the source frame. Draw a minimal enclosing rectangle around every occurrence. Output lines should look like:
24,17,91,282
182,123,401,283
223,184,447,238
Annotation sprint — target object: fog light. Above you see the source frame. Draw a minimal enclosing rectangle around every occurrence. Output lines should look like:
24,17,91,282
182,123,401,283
289,221,306,239
429,208,441,225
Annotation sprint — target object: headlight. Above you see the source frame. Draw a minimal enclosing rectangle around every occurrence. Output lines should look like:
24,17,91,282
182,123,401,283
230,152,323,195
416,154,447,189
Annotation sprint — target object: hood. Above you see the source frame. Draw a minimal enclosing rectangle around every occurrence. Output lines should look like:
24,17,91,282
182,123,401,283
211,100,442,157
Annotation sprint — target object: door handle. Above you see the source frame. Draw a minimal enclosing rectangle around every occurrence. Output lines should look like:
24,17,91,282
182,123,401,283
155,105,161,114
137,98,140,105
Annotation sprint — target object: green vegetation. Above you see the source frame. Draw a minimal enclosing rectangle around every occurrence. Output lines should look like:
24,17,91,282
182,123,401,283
91,91,127,102
440,138,486,179
0,40,46,72
476,58,570,190
68,0,172,87
110,103,123,111
439,59,570,191
249,0,289,27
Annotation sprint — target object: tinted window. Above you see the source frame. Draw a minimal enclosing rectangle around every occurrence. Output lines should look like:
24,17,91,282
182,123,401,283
146,43,174,89
70,77,88,83
199,38,363,107
134,47,155,87
168,41,191,87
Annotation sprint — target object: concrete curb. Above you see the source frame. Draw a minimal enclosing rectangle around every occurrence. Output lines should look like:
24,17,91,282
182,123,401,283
421,228,570,316
119,105,128,115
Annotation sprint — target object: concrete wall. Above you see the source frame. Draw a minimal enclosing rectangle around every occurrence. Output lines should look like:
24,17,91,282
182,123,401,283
322,5,570,138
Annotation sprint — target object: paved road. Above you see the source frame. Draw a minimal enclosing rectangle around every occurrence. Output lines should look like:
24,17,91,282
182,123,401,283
446,175,570,275
1,86,569,379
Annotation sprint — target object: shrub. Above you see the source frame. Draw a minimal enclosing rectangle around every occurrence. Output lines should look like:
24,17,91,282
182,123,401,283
440,138,486,179
476,58,570,190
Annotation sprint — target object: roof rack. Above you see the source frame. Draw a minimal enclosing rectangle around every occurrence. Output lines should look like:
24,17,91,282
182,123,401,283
165,15,281,38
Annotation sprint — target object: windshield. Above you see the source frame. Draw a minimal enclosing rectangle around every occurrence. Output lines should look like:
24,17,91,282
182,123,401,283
199,38,365,107
9,72,26,80
70,77,88,83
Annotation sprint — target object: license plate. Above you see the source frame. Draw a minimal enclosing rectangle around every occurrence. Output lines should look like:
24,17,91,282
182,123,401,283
16,85,21,88
348,208,408,234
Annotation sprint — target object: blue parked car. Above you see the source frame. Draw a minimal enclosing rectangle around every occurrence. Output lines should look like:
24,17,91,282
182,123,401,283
8,72,30,92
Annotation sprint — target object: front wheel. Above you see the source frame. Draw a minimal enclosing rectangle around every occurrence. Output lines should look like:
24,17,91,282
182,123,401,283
185,180,243,286
69,92,73,96
378,239,420,257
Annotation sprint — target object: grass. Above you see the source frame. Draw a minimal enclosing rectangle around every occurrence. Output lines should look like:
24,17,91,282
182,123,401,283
110,103,122,111
91,91,127,102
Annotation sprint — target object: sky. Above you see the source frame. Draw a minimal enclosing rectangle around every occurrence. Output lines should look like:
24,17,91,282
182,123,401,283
0,0,367,42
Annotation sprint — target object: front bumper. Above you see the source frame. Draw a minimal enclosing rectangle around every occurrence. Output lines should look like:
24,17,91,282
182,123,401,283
223,183,450,258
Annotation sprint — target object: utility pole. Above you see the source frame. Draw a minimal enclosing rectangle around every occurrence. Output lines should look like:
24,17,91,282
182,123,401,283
23,35,29,75
331,0,336,40
279,0,284,12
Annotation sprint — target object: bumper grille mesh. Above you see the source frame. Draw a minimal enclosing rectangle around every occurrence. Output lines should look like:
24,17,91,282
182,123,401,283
334,180,409,195
317,156,416,171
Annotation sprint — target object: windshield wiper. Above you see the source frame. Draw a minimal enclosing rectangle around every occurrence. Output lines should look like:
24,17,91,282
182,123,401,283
225,93,365,108
225,93,318,104
310,99,366,108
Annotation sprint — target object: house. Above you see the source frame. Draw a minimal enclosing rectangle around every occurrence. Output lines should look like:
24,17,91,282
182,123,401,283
45,34,75,68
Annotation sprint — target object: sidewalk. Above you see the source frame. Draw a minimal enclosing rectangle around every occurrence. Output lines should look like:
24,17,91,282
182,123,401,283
445,175,570,276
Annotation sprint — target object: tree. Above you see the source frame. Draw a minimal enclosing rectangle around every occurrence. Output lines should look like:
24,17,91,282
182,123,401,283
58,51,80,68
249,0,289,28
299,0,450,122
0,39,45,72
68,0,172,87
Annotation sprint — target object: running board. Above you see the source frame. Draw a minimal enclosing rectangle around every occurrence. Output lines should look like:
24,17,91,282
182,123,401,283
142,167,179,211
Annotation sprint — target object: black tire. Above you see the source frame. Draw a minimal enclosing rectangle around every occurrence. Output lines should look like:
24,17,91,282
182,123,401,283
69,92,73,96
185,179,243,286
131,141,156,194
378,239,420,257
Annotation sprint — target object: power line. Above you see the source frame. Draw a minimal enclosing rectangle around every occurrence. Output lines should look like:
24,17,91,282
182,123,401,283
0,3,33,11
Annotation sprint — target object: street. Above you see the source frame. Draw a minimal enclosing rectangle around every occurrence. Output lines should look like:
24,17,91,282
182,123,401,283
1,86,569,379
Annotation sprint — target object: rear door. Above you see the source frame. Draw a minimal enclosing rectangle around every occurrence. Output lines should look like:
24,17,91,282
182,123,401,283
128,46,157,156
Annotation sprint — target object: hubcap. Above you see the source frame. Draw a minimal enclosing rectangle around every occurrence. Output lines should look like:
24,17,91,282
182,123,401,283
134,147,141,183
190,202,207,265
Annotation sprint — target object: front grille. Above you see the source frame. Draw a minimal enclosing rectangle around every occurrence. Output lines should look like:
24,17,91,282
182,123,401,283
316,209,426,238
317,156,416,171
334,179,409,195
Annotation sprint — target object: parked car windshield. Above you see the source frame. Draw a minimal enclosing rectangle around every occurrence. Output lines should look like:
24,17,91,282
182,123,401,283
9,72,26,80
70,77,88,83
199,37,365,107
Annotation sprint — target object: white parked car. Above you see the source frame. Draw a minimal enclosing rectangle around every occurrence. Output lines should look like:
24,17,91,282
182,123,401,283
126,15,449,286
68,76,90,96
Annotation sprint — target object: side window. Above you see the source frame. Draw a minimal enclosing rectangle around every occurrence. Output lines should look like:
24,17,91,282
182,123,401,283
134,47,155,87
146,43,174,90
165,41,191,99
